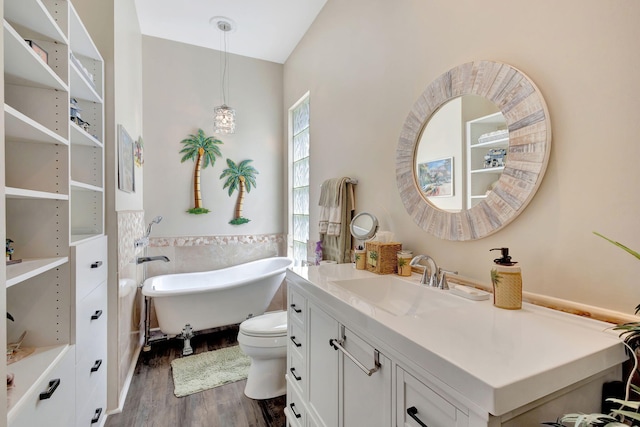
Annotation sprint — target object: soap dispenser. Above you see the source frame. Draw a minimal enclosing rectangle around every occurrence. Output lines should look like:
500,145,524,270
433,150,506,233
489,247,522,310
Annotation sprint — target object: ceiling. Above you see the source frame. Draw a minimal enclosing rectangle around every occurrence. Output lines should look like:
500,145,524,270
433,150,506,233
134,0,327,64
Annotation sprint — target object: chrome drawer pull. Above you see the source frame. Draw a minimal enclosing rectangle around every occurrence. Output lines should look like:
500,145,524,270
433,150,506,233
91,310,103,320
91,408,103,424
290,303,302,314
290,336,302,347
289,367,302,381
407,406,428,426
329,338,380,376
91,261,103,269
289,403,302,419
39,378,61,400
91,359,103,373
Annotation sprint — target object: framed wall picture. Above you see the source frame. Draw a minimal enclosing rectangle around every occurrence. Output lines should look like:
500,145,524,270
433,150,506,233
118,124,135,193
417,157,453,197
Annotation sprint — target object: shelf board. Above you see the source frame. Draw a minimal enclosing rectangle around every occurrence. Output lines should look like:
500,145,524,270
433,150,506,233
6,345,71,421
470,166,505,175
6,257,68,288
70,180,103,193
69,3,102,61
5,104,68,146
4,20,68,91
70,61,102,103
470,195,488,200
6,187,69,201
4,0,67,43
470,138,509,149
70,121,103,148
71,233,103,245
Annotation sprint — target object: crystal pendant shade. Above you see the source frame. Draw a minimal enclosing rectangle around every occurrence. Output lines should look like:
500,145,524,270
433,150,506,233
213,104,236,134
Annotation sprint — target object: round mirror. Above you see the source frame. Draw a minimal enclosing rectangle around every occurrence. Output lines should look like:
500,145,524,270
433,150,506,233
396,60,551,241
350,212,379,241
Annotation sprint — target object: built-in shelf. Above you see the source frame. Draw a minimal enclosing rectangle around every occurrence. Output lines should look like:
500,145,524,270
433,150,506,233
69,3,101,61
3,20,68,91
5,187,69,201
6,257,68,288
4,0,67,43
70,61,102,103
470,166,505,174
470,137,509,149
70,180,103,193
5,104,68,146
70,121,102,148
70,233,102,245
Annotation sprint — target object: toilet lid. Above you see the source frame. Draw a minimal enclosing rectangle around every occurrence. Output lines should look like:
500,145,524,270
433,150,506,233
240,311,287,337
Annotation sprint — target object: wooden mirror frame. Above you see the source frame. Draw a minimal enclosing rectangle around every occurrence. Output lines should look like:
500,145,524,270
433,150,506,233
396,60,551,241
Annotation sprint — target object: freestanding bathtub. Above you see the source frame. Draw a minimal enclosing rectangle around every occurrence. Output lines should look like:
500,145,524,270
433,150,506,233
141,257,293,340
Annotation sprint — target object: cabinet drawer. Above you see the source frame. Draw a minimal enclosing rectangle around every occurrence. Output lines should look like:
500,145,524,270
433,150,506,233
288,318,306,358
288,286,306,325
76,280,107,363
73,236,107,300
287,345,306,398
9,348,75,427
76,348,106,408
285,376,306,427
397,367,468,427
77,373,107,427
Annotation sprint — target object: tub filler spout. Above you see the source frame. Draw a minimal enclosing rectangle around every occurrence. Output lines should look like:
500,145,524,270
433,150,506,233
137,255,170,264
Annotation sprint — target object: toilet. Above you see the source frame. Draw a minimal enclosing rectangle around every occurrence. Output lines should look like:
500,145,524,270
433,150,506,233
237,310,288,399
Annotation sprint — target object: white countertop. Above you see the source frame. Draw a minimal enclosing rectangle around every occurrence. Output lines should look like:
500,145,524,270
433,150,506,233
287,264,627,416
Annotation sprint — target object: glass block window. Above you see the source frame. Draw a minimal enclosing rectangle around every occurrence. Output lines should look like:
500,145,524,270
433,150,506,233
290,95,310,266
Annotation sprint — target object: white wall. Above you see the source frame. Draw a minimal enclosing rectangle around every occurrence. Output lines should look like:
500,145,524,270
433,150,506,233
141,36,284,237
284,0,640,314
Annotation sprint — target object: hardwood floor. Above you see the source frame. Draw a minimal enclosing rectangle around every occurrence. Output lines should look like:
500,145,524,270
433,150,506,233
105,325,286,427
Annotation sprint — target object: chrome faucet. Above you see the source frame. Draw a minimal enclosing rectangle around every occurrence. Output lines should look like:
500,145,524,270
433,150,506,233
410,255,438,287
136,255,170,264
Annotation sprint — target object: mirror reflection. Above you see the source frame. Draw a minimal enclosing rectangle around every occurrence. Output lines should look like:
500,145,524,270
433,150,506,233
415,95,506,211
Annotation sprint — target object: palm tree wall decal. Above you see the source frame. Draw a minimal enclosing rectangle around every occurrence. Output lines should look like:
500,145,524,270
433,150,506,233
179,129,223,214
220,159,258,224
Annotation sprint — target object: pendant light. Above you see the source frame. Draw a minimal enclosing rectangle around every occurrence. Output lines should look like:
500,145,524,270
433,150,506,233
211,17,236,134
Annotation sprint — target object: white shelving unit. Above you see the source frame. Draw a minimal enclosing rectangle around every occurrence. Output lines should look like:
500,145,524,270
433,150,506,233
466,112,509,208
3,0,106,425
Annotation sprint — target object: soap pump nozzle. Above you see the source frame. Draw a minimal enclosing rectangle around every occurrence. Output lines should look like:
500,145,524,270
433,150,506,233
490,247,517,266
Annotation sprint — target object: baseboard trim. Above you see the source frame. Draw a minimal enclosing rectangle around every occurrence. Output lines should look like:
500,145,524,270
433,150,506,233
105,343,142,418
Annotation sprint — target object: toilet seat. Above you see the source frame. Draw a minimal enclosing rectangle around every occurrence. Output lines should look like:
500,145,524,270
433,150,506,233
239,311,287,338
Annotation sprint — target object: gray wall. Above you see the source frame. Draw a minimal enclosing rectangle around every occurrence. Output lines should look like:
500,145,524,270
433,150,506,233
284,0,640,314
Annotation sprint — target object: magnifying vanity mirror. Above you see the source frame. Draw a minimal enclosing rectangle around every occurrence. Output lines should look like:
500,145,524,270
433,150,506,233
396,60,551,241
350,212,379,241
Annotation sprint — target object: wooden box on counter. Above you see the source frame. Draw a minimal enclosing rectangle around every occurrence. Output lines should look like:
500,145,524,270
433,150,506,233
365,241,402,274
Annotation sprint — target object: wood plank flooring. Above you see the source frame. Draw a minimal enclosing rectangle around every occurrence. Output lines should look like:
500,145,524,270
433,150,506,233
105,325,286,427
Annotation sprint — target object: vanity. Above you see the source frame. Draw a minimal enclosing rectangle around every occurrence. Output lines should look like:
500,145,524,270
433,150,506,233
284,264,626,427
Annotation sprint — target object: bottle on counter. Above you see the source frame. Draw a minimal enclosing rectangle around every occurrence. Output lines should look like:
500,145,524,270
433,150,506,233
490,247,522,310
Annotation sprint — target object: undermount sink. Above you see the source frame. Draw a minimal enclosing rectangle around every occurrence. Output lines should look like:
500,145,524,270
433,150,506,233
330,276,473,317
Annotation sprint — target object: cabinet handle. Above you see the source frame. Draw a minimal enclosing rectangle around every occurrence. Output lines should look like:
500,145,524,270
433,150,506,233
91,359,103,373
289,367,302,381
39,378,61,400
289,403,302,419
290,303,302,313
329,338,380,376
91,310,103,320
91,408,103,424
407,406,428,427
91,261,103,269
290,336,302,347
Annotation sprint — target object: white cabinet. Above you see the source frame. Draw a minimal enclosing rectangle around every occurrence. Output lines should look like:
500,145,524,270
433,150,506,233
3,0,105,425
286,285,392,427
466,112,508,208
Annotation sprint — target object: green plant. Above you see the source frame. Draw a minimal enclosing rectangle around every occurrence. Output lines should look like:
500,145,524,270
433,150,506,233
179,129,223,214
220,159,258,225
543,233,640,426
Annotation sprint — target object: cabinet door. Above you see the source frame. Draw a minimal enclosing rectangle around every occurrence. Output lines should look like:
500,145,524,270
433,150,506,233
397,367,469,427
341,327,392,427
307,302,339,427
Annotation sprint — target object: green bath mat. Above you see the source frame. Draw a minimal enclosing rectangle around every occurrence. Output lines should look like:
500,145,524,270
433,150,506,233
171,345,251,397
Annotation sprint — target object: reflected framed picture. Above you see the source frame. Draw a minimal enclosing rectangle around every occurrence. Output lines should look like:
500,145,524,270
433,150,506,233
118,124,135,193
417,157,453,197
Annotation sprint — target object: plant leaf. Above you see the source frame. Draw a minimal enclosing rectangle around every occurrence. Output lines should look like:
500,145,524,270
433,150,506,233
593,232,640,261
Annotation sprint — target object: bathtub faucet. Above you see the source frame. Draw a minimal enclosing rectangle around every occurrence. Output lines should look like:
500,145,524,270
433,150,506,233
136,255,170,264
